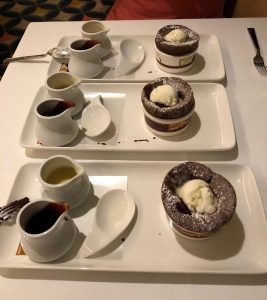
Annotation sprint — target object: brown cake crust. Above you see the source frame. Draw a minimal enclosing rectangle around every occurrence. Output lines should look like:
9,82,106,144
161,162,237,238
155,25,200,56
141,77,195,120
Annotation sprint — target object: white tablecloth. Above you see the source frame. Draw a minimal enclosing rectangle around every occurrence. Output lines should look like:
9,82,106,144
1,18,267,299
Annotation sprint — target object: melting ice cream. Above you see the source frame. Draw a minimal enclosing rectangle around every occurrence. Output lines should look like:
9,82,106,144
176,179,218,215
164,29,187,43
150,84,178,106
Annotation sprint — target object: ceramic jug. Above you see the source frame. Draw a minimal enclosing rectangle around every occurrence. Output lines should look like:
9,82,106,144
68,38,103,79
39,155,90,209
46,72,84,115
16,199,76,262
35,98,79,147
81,20,111,58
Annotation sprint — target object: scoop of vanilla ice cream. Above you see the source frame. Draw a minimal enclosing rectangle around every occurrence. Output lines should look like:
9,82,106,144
176,179,218,215
164,29,187,43
150,84,177,106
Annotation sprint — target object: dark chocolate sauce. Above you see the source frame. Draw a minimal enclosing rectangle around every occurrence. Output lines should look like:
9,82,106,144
40,101,74,117
134,139,149,142
24,204,62,234
72,40,100,50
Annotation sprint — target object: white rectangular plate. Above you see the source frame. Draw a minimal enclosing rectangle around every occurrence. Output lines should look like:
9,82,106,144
20,82,235,151
48,34,225,82
0,161,267,274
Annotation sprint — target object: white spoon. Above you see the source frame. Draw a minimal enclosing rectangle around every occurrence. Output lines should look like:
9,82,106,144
81,95,111,137
79,189,136,258
116,39,145,77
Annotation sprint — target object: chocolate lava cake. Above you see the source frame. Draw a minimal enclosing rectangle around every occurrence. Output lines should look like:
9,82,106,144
155,24,200,56
161,162,237,238
141,77,195,120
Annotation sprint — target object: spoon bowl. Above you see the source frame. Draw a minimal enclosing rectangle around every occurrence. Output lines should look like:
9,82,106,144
116,39,145,77
52,47,70,64
81,95,111,137
79,189,136,257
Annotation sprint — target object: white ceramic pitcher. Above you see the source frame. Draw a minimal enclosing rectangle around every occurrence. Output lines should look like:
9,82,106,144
35,98,79,147
46,72,84,115
68,38,103,79
81,20,110,42
39,155,90,209
16,199,76,262
81,20,111,58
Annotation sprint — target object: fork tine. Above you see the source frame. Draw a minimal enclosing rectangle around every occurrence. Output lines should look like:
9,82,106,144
258,66,267,76
262,67,267,76
257,66,267,76
248,28,267,75
256,66,264,76
0,197,30,224
256,66,263,75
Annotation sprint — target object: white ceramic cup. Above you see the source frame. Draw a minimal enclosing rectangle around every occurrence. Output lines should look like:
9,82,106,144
68,38,103,79
81,20,110,42
81,20,111,58
46,72,84,116
16,199,76,262
39,155,90,209
35,98,79,147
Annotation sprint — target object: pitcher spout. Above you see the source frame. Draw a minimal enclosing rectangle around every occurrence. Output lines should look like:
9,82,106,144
46,72,81,92
70,76,81,89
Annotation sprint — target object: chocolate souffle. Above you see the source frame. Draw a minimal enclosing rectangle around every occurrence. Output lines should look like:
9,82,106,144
161,162,237,238
141,77,195,135
155,25,200,73
155,24,200,56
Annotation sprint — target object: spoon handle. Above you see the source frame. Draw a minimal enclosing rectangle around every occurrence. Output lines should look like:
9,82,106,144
60,63,69,72
3,53,47,64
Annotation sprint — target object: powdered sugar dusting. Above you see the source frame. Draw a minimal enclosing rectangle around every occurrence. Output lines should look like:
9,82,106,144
155,25,200,56
161,162,237,236
141,77,195,119
156,24,199,47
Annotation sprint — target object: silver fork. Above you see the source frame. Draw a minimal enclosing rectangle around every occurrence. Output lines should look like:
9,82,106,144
0,197,29,224
247,28,267,76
